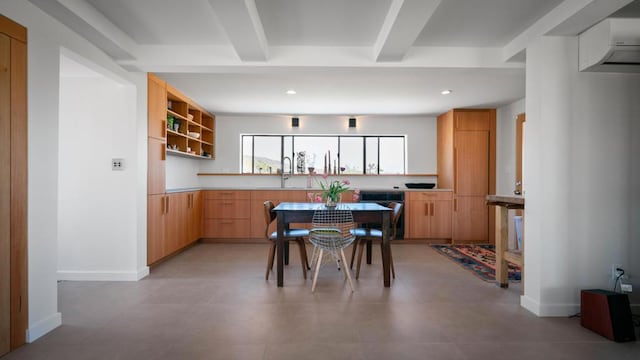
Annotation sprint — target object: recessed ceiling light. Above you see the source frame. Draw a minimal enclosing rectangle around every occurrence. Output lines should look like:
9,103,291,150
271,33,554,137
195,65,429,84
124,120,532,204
286,89,297,95
441,90,452,95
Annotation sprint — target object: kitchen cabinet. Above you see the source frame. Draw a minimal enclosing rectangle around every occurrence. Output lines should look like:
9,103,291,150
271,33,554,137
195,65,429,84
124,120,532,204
147,194,168,264
437,109,496,243
203,191,251,238
406,191,452,239
147,191,202,265
249,190,307,238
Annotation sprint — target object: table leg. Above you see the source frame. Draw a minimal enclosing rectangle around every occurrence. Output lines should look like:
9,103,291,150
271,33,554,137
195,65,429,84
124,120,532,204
495,206,509,288
284,241,290,265
381,212,391,287
276,213,285,287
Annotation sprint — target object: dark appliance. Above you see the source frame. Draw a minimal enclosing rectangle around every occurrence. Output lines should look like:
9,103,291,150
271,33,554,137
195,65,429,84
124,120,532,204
580,289,636,342
359,191,405,239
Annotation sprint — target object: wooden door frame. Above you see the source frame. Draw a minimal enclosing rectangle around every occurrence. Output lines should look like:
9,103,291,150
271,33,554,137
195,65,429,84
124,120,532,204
0,13,28,354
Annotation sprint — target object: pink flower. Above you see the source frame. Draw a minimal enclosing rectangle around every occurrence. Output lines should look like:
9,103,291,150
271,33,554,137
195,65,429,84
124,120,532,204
322,173,328,179
315,195,322,203
343,179,350,185
354,189,360,194
352,194,360,201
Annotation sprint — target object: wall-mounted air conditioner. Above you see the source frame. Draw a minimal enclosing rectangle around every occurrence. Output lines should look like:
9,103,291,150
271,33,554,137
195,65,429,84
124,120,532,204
579,18,640,73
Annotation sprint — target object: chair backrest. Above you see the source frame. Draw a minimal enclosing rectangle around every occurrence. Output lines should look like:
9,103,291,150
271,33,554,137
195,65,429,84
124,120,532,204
263,200,277,239
388,202,404,240
309,207,356,250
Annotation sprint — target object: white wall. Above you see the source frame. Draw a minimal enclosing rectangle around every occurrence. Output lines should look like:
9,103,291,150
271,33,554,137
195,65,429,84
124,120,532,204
0,1,148,342
189,114,439,189
523,35,640,316
165,156,200,189
58,72,142,280
496,99,524,194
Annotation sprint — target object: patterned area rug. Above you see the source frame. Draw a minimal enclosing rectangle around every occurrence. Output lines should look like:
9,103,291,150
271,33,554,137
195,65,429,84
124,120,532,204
431,244,521,282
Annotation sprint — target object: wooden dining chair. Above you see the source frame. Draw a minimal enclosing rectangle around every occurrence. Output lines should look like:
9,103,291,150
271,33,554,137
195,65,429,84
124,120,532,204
264,201,310,280
349,202,403,279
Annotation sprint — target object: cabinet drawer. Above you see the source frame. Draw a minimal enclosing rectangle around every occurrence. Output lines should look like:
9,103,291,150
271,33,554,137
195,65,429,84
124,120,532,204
204,199,250,219
406,191,452,201
203,219,251,238
204,190,251,200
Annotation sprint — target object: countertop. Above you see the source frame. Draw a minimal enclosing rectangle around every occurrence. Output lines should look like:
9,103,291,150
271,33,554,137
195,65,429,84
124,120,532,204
166,187,452,193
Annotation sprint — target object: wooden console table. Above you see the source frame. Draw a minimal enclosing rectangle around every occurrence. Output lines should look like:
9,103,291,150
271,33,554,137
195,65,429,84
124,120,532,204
486,195,525,288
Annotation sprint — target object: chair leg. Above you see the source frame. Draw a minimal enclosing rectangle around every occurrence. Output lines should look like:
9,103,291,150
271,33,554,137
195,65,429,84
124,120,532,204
297,239,307,279
266,242,276,280
356,240,365,279
349,240,359,269
381,242,396,279
340,249,355,292
311,249,323,292
301,238,311,270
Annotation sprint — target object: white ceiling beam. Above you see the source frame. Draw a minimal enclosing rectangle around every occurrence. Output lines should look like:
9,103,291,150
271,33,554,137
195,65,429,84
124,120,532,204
27,0,139,61
207,0,269,62
122,45,522,73
373,0,442,62
502,0,634,62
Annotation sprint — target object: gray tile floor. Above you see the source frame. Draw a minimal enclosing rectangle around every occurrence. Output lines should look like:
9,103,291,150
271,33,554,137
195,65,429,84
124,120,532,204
5,243,639,359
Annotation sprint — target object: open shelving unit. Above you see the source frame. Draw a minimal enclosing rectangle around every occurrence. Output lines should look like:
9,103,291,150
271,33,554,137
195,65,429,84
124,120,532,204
165,85,215,159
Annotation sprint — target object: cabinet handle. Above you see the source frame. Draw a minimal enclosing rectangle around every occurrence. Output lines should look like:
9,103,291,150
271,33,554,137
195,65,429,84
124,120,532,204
220,220,233,224
189,194,193,208
161,196,165,214
430,203,434,216
162,146,166,161
425,203,429,216
166,196,170,213
221,201,234,206
453,198,457,212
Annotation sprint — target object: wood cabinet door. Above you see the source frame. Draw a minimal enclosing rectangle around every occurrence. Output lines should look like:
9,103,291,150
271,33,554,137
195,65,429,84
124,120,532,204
147,75,166,140
190,191,203,243
455,110,492,131
454,196,488,242
455,131,489,196
166,192,188,254
148,138,166,195
407,200,430,239
430,200,452,239
147,194,167,265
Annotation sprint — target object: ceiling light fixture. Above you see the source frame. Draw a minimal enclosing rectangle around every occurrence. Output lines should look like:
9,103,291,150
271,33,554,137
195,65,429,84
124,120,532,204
286,89,297,95
441,89,452,95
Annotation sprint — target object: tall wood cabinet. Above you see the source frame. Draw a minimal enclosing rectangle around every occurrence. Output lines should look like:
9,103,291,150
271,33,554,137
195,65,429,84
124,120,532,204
0,14,27,354
146,73,212,265
437,109,496,243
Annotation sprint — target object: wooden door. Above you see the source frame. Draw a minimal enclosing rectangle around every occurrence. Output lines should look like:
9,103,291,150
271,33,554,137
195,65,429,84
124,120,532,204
147,74,166,140
147,138,165,195
166,193,188,254
0,15,27,353
0,32,11,357
407,200,430,238
430,200,452,239
454,196,488,242
147,194,167,265
455,131,489,196
190,191,203,243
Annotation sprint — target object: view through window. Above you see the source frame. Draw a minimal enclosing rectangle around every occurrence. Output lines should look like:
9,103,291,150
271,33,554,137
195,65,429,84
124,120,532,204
242,135,406,175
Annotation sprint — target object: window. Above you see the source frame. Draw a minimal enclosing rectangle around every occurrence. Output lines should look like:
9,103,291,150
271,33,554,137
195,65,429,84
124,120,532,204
241,135,405,175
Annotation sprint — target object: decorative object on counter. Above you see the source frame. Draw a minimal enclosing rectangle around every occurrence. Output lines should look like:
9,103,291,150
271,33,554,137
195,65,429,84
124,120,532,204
431,244,521,283
296,151,306,174
333,160,337,174
317,174,350,208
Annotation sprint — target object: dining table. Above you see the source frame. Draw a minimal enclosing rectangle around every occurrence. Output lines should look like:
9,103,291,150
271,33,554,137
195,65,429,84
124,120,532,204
273,202,393,287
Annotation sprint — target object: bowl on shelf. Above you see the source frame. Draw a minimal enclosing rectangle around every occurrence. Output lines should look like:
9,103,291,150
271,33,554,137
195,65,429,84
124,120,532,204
405,183,436,189
187,131,200,139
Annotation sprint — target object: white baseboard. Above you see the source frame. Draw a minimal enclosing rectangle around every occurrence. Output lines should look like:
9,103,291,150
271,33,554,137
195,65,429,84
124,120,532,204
58,267,149,281
521,295,580,316
27,312,61,343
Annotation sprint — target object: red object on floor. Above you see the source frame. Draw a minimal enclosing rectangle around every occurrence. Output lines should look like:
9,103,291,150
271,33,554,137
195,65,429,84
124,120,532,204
580,289,636,342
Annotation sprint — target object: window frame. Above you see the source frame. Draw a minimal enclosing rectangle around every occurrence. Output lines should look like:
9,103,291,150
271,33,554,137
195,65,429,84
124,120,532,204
241,134,406,175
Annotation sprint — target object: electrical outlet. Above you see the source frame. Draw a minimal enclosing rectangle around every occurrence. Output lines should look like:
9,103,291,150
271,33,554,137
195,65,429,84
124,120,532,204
621,283,632,293
611,264,623,279
112,158,125,171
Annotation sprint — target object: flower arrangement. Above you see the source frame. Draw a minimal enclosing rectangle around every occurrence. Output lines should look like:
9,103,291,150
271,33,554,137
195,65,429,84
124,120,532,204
319,175,350,204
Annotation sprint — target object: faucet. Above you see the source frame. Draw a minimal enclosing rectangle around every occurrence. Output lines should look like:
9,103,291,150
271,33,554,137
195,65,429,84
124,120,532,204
281,156,292,188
